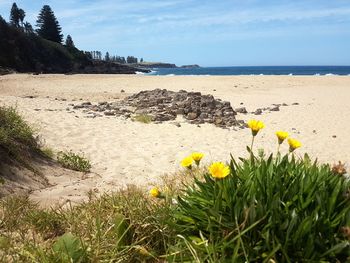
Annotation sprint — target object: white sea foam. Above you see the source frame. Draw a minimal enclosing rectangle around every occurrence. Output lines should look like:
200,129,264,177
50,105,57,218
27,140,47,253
135,71,145,75
146,70,158,75
325,73,337,76
288,73,293,76
165,74,175,76
314,73,321,76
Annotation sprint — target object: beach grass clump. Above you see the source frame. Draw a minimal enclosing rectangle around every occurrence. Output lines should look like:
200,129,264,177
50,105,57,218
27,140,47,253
40,146,55,159
0,186,175,262
57,151,91,173
132,113,153,124
0,106,39,163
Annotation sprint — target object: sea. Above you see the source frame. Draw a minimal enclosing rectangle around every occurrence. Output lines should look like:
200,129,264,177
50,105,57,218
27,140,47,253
145,66,350,76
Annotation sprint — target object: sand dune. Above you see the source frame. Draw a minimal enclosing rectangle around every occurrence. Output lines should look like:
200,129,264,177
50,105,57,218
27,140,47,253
0,74,349,206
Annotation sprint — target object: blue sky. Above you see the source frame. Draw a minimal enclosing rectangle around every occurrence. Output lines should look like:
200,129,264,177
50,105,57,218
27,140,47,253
0,0,350,66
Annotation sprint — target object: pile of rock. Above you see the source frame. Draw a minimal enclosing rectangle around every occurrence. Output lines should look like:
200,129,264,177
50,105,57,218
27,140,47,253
72,89,245,128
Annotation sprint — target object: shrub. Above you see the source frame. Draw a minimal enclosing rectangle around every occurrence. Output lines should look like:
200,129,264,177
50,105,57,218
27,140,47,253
171,152,350,262
57,151,91,173
0,106,39,163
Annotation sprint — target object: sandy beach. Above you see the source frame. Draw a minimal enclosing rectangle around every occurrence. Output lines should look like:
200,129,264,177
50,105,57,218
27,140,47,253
1,74,349,205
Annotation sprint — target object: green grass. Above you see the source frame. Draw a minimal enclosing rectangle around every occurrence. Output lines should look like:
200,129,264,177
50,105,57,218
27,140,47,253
41,147,55,159
132,114,153,124
0,187,174,262
57,151,91,173
0,106,39,163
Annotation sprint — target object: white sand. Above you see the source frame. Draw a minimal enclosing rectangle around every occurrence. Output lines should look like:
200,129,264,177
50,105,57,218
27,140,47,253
1,74,349,205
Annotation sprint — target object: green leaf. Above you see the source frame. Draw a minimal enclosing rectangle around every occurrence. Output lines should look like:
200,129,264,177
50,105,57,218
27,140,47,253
52,233,87,263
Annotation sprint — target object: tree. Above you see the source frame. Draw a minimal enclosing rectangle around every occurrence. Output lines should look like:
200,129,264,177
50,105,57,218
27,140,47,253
84,51,92,59
65,35,75,48
140,58,144,63
23,22,34,34
36,5,63,43
10,3,19,27
18,8,25,27
127,56,137,64
105,52,110,61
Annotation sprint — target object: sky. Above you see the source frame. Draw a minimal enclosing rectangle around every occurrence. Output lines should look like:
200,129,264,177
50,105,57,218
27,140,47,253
0,0,350,66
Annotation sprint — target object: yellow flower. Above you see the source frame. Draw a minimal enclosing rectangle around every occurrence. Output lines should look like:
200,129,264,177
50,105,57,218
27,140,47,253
288,138,302,152
181,156,193,169
150,187,160,198
191,152,204,166
209,162,230,179
276,131,289,144
247,119,265,136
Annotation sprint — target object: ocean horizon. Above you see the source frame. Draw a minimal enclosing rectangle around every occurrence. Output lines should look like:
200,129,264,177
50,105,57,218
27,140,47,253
146,66,350,76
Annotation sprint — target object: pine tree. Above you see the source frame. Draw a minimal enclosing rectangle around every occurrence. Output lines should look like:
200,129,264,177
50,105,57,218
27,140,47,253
65,35,75,48
23,22,34,34
36,5,63,43
10,3,20,27
18,8,25,27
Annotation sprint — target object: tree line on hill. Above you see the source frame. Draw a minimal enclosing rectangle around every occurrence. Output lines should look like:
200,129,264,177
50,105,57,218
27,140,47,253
85,51,143,64
0,2,148,74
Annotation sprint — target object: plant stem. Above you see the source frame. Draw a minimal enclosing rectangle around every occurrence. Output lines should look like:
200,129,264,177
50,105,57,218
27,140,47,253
251,136,255,150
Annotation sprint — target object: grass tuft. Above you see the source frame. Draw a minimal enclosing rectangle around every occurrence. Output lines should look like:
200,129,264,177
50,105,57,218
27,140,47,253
0,106,39,163
57,151,91,173
40,147,55,159
132,114,153,124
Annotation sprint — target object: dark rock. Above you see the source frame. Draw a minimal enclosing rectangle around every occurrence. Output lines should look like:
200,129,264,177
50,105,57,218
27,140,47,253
71,89,243,128
73,105,84,109
176,108,185,115
235,107,248,114
254,109,263,115
215,118,223,125
104,111,115,116
199,112,208,119
270,106,280,111
292,102,299,105
186,112,198,120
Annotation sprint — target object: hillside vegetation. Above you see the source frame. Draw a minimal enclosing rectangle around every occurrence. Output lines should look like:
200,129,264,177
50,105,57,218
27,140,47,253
0,16,90,73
